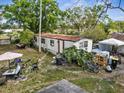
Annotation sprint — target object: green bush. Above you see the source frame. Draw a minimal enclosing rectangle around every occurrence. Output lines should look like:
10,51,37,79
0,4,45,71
63,46,93,66
20,29,34,45
81,27,107,43
9,31,20,44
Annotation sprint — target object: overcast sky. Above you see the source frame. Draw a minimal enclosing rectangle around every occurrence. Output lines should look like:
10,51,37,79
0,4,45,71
1,0,124,21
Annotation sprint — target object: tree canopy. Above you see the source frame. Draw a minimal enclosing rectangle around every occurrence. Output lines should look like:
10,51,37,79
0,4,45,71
4,0,62,33
3,0,124,38
58,5,109,35
20,29,34,45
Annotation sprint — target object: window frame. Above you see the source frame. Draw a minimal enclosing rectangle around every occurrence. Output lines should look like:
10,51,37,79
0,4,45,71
50,40,54,46
79,41,88,49
79,42,84,48
34,37,37,41
41,38,45,44
84,41,88,48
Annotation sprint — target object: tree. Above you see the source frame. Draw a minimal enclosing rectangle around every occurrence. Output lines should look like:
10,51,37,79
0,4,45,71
81,26,107,42
20,29,34,45
105,21,124,33
5,0,62,33
57,11,72,34
83,5,110,31
96,0,124,12
59,5,109,35
86,0,124,28
66,7,84,33
0,23,11,29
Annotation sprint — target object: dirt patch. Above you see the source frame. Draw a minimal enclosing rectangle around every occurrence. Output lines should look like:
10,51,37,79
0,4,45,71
26,48,36,52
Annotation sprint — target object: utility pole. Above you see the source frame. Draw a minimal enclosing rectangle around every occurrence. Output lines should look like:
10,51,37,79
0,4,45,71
39,0,42,52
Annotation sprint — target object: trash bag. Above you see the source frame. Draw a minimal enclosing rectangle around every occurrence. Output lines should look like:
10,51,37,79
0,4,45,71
55,54,67,65
105,65,112,73
85,61,99,73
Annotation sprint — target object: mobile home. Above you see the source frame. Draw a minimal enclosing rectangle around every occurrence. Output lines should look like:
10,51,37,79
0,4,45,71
35,33,92,55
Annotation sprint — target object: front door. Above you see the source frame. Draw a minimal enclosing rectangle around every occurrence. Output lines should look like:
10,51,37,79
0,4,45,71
58,40,65,53
58,40,60,53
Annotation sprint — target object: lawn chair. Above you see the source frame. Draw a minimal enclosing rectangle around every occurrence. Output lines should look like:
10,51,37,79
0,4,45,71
2,64,21,79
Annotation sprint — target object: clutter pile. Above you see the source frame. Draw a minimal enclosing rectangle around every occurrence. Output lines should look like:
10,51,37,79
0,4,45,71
46,38,123,74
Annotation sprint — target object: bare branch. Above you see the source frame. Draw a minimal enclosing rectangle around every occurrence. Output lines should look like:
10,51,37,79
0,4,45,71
91,6,108,29
101,0,124,12
119,0,121,7
88,0,124,30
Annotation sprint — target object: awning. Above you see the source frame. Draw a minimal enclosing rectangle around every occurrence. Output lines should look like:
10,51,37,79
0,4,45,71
99,38,124,46
0,52,23,61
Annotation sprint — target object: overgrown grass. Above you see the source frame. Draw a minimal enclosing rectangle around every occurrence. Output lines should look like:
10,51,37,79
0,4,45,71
71,78,121,93
0,45,52,93
0,45,123,93
0,35,9,40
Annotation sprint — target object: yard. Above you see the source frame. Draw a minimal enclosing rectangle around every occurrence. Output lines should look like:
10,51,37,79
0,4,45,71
0,45,124,93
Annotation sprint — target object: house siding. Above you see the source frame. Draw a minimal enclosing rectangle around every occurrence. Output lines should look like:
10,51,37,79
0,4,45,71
46,38,58,54
73,39,92,52
36,37,58,54
64,41,74,48
36,36,75,55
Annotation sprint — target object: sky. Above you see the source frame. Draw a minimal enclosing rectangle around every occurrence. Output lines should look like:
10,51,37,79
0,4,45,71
0,0,124,21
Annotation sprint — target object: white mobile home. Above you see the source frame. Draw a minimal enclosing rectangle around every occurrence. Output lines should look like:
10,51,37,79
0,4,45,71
35,33,92,55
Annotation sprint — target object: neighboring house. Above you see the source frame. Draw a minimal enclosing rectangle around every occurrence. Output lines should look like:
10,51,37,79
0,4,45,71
111,32,124,41
35,33,92,55
111,32,124,55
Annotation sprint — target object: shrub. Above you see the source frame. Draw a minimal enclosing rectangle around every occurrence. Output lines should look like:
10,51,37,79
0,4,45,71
81,28,107,43
9,31,20,44
63,46,93,66
20,29,34,45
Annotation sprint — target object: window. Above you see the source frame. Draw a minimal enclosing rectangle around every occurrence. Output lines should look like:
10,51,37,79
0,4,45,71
79,41,88,49
41,38,45,44
79,42,84,48
34,37,37,41
84,41,88,47
50,40,54,46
